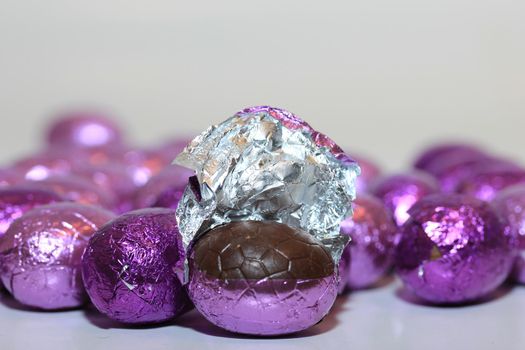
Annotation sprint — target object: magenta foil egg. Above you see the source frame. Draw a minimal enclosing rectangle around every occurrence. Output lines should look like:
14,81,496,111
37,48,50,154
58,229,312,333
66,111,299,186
0,168,21,187
133,165,193,209
395,193,516,304
22,175,117,210
73,164,136,213
351,155,381,194
46,109,124,149
456,168,525,202
0,202,115,309
339,194,397,290
188,221,338,336
492,184,525,284
82,208,188,324
430,156,521,193
413,143,486,172
0,186,63,238
13,150,81,181
370,172,439,226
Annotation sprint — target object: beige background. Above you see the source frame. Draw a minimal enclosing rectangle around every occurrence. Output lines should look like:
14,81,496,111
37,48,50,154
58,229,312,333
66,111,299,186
1,1,524,170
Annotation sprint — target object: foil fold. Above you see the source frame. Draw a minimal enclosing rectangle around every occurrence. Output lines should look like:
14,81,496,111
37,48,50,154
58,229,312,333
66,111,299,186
175,106,360,266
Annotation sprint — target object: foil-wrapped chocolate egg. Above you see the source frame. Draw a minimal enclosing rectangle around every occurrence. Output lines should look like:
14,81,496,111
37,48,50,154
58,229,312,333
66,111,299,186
339,194,397,290
46,109,124,149
413,143,486,172
430,156,521,193
82,208,188,324
22,175,117,210
133,165,193,209
351,154,381,194
13,150,81,181
0,203,115,310
456,168,525,201
73,164,136,213
188,221,338,336
492,184,525,284
370,172,439,226
0,186,63,238
0,168,21,187
395,193,516,304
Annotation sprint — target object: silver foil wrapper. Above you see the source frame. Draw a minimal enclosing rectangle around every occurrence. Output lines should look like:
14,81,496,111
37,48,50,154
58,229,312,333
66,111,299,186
174,106,360,268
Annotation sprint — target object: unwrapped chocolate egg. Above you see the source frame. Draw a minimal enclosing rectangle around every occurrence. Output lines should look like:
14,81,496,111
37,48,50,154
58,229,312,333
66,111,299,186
46,109,124,149
339,194,397,290
82,208,188,324
492,184,525,284
0,202,115,310
395,193,516,304
370,172,439,226
188,221,338,336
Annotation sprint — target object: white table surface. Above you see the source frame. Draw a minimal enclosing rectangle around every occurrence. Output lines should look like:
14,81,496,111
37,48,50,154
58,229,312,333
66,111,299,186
1,277,523,350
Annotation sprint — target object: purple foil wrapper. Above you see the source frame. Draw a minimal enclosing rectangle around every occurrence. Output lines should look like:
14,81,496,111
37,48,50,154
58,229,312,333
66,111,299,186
492,184,525,284
82,208,188,324
395,193,517,304
413,143,486,172
22,175,117,210
0,168,21,187
13,150,81,181
370,172,439,226
46,109,124,149
351,154,381,194
133,165,193,209
0,202,115,310
339,194,397,290
456,168,525,201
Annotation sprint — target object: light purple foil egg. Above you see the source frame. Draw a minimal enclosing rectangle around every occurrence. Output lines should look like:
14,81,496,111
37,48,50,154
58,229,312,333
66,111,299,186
13,150,81,181
351,155,381,194
82,208,188,324
456,168,525,202
413,143,486,172
0,202,115,310
22,175,117,210
188,221,338,336
133,165,193,209
339,194,398,290
46,109,124,149
492,184,525,284
395,193,516,304
73,164,136,213
0,168,21,187
0,186,63,238
430,156,521,193
370,172,439,226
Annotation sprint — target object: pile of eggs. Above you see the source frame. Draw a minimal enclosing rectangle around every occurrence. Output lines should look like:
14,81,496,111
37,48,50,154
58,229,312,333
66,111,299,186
0,108,524,337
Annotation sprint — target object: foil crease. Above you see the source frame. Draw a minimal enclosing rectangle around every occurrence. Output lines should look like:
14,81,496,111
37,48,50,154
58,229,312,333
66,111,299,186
174,106,360,264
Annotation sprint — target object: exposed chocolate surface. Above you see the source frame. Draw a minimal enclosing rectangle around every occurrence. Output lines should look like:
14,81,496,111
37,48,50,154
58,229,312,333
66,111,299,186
191,221,335,280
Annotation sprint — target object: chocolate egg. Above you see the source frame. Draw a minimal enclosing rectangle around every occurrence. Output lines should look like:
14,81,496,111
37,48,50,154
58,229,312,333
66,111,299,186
46,109,124,149
0,186,63,238
456,168,525,201
492,184,525,284
133,165,193,209
188,220,338,336
0,203,115,310
82,208,188,324
339,194,397,290
352,154,381,194
13,150,81,181
395,193,516,304
370,172,439,226
22,175,117,210
413,143,486,172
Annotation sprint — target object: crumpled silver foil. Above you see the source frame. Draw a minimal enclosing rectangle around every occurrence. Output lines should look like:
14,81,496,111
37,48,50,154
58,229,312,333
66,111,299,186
174,106,360,268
